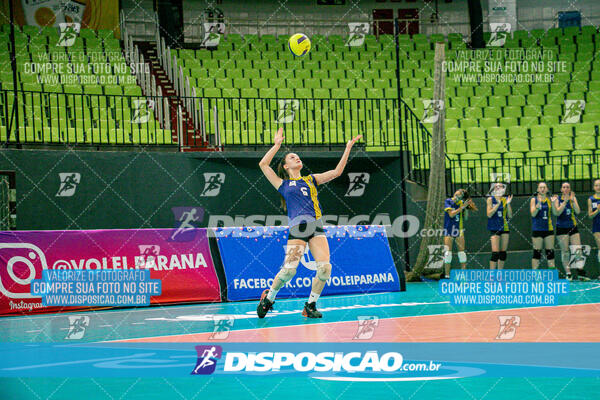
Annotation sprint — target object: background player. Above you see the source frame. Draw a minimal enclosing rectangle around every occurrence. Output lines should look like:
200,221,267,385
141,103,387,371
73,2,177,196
487,182,512,269
530,182,558,269
256,127,362,318
555,182,581,280
443,188,476,277
588,179,600,276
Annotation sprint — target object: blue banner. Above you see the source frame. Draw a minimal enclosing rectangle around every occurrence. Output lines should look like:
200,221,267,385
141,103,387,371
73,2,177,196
215,225,400,301
1,343,600,378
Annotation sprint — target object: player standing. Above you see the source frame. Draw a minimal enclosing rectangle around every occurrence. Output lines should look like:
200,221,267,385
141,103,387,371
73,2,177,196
530,182,558,269
442,189,477,278
555,182,581,280
587,179,600,277
256,127,362,318
487,182,512,269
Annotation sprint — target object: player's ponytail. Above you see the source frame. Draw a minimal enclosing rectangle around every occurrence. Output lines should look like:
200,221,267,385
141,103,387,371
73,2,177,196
277,155,290,212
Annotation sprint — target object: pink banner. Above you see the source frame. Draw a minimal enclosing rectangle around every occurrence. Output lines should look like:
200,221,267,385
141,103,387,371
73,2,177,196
0,229,221,316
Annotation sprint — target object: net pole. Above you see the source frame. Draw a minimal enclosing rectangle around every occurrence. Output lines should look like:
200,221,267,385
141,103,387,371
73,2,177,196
407,42,446,281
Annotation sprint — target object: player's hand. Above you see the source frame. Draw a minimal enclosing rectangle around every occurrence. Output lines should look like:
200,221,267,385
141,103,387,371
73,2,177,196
570,192,576,200
506,195,513,204
536,201,541,209
551,195,558,202
274,127,284,146
346,135,362,148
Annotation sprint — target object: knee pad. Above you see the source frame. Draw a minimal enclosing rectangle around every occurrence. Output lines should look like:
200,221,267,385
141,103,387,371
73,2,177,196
545,249,555,260
316,261,332,282
277,266,297,283
458,251,467,263
533,249,542,260
444,250,452,264
499,251,507,261
490,252,500,262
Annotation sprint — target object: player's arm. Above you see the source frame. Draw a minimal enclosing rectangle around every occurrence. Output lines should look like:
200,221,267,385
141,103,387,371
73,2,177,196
447,202,466,218
259,127,284,190
551,195,561,216
506,195,513,219
588,198,600,218
486,196,500,218
530,197,540,216
572,193,581,214
313,135,362,185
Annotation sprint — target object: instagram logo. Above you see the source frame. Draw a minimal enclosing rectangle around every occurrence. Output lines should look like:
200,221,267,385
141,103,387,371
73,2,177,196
0,243,48,299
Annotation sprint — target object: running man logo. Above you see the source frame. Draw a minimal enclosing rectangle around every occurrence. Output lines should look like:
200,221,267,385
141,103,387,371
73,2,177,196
276,99,299,124
132,99,155,123
496,315,520,340
569,244,591,270
170,207,204,241
191,345,222,375
487,23,511,47
562,100,585,123
57,23,80,47
425,245,446,270
422,100,444,123
346,23,369,47
201,172,225,196
56,173,81,197
137,245,160,268
65,316,89,340
209,316,235,340
345,173,370,197
353,316,379,340
202,23,223,47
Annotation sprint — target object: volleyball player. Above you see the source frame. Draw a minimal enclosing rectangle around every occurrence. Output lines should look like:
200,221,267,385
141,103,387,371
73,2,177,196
487,182,512,269
256,127,362,318
442,189,477,278
587,179,600,277
555,182,581,280
530,182,558,269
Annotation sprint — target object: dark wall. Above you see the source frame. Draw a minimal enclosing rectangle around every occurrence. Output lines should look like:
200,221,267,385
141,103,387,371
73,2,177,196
0,149,405,230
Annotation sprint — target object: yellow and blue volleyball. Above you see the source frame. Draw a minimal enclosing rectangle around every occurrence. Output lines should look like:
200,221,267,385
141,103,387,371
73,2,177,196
288,33,311,57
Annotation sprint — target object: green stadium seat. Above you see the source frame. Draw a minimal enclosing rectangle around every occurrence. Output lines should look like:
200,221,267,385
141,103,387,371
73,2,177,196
487,127,506,140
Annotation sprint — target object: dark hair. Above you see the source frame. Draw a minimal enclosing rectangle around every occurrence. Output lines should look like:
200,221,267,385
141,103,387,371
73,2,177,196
458,189,478,211
277,154,291,212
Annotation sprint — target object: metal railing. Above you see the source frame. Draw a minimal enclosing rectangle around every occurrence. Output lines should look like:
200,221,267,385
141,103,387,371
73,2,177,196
184,95,431,184
446,154,599,196
1,90,172,146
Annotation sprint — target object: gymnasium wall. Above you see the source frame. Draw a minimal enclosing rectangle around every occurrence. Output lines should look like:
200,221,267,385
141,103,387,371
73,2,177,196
120,0,600,40
0,149,405,231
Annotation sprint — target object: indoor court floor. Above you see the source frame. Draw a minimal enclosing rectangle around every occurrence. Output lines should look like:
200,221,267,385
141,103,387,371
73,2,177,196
1,281,599,399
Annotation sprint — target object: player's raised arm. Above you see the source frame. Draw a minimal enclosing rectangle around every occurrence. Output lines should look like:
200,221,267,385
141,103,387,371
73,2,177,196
259,127,285,189
313,135,362,185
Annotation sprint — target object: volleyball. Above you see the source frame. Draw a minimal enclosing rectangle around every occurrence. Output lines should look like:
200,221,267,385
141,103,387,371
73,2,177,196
288,33,311,57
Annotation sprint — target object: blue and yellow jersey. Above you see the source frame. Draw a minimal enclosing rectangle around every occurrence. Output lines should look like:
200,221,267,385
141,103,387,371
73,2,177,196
532,197,553,232
487,196,509,231
589,194,600,233
556,197,577,228
278,175,322,227
444,197,463,233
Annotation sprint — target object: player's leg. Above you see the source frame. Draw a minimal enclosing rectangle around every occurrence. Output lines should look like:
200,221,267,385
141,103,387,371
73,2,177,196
490,233,500,269
456,234,467,270
304,234,331,318
257,238,306,318
544,234,555,269
556,233,570,277
498,233,509,269
569,231,582,279
443,235,454,278
532,235,543,269
594,233,600,279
